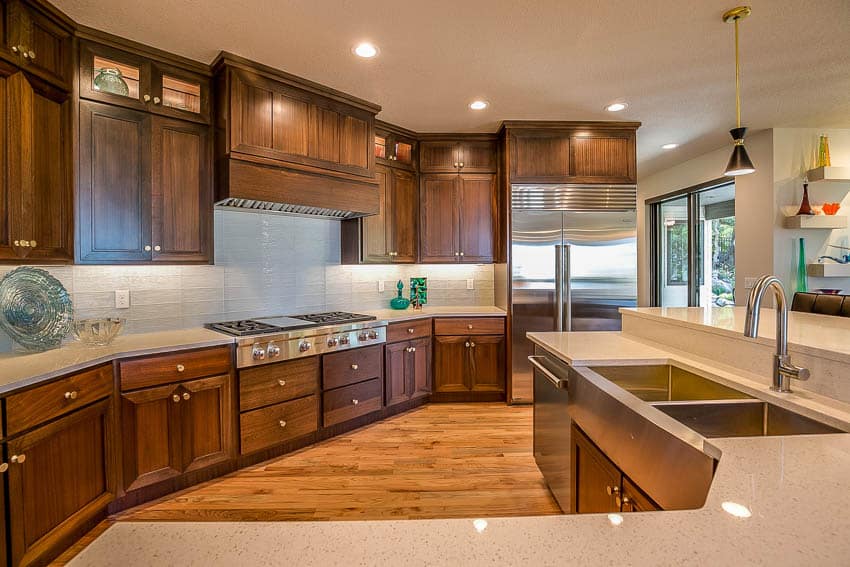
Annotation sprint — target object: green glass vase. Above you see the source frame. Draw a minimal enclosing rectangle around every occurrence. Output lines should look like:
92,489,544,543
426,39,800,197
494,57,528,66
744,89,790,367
796,238,808,293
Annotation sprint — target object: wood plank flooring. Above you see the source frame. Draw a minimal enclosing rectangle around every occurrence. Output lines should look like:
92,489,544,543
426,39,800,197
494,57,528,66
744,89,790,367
54,403,559,564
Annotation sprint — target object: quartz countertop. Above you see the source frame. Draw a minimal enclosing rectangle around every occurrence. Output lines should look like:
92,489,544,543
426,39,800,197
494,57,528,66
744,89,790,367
69,329,850,566
366,305,506,322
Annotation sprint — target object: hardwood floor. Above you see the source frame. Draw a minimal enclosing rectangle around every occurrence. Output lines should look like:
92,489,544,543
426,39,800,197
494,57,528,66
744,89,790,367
54,403,559,563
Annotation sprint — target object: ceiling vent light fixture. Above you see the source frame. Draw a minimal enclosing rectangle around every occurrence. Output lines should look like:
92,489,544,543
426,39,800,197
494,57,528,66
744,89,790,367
605,102,627,112
352,42,378,58
469,100,489,110
661,143,679,150
722,6,756,177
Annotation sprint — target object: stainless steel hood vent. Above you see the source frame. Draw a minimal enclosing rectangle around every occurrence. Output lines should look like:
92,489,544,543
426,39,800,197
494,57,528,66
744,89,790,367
215,198,363,220
512,184,637,211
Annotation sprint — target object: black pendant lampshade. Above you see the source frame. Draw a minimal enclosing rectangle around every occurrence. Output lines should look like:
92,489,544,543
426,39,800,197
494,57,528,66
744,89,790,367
724,127,755,176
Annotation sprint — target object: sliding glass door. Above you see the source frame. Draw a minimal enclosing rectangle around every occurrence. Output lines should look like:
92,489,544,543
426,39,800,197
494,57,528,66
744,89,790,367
651,181,735,307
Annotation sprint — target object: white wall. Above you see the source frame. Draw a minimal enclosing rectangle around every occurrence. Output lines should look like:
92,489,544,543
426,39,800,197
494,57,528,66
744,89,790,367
637,129,774,306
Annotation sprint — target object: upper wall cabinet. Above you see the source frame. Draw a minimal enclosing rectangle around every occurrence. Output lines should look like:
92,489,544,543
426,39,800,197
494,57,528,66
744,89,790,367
375,121,416,170
420,138,498,173
5,0,73,91
214,54,380,180
79,41,211,124
505,122,640,185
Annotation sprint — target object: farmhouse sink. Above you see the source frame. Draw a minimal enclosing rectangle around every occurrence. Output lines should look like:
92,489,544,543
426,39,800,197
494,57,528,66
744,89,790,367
590,364,752,402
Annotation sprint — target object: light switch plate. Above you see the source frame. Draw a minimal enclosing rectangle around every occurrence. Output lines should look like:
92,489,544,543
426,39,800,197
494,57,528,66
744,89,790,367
467,278,474,290
744,277,758,289
115,289,130,309
378,280,385,292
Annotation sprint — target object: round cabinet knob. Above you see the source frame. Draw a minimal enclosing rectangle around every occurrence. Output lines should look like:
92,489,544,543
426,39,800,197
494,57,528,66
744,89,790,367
606,485,620,496
172,394,181,403
455,252,460,256
277,379,287,387
252,344,266,360
154,245,161,252
144,245,152,251
267,343,281,357
13,240,19,246
64,391,78,400
10,46,18,54
153,96,161,105
27,50,35,60
459,162,464,168
616,495,631,509
453,162,459,167
407,328,415,334
351,364,359,370
21,50,29,59
279,420,287,428
467,324,473,330
0,463,8,473
182,392,191,400
299,341,312,352
459,252,465,257
10,455,25,464
352,399,359,406
176,364,185,372
410,347,416,352
470,342,476,348
143,94,151,102
465,342,471,348
29,240,36,248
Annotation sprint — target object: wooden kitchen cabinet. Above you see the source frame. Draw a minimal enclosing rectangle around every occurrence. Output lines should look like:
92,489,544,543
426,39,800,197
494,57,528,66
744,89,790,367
419,172,497,263
120,374,233,492
374,122,416,170
620,477,661,512
78,100,212,264
6,0,73,90
385,337,431,407
6,399,115,567
419,139,497,173
433,320,505,401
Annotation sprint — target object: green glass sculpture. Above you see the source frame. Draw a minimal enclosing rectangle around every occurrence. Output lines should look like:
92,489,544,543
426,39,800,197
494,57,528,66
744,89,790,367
390,280,410,310
796,237,808,293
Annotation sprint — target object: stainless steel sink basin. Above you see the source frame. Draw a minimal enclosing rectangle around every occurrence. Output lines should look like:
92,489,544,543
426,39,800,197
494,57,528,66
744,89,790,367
651,399,842,437
590,365,752,402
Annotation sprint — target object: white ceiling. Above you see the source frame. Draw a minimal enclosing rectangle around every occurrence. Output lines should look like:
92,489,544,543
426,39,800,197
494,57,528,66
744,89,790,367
55,0,850,178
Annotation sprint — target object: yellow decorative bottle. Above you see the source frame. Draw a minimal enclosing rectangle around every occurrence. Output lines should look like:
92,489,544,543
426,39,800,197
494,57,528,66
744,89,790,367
817,134,831,167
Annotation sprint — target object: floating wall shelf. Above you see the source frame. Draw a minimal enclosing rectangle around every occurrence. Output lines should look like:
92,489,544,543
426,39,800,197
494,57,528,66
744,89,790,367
807,263,850,278
783,215,848,229
806,166,850,184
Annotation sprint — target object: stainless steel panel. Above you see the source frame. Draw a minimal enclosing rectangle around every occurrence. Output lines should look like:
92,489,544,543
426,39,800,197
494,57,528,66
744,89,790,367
511,211,563,403
531,347,571,512
562,211,637,331
589,365,753,402
512,185,637,211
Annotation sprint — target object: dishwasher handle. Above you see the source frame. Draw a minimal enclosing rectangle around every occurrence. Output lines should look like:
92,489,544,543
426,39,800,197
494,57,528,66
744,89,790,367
528,356,569,390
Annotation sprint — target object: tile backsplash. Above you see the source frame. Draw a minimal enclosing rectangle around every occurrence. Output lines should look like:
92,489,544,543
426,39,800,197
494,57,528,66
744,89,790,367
0,210,494,351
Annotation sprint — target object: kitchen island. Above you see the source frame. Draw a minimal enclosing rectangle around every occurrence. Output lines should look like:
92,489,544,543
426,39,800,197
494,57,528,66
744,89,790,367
68,307,850,566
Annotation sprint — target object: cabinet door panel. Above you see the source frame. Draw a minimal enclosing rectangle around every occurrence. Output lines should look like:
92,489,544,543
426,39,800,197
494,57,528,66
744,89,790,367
420,141,458,172
571,423,621,514
390,168,417,263
385,341,410,407
232,77,274,152
410,337,432,399
361,165,391,263
79,41,152,110
340,114,369,170
419,174,458,263
0,72,12,260
458,140,497,173
151,62,210,124
79,101,151,263
273,91,309,156
10,0,72,89
309,106,340,163
469,335,504,392
571,135,636,183
121,383,182,492
180,374,232,473
151,117,211,263
7,400,114,567
457,174,496,263
510,132,570,182
433,335,469,393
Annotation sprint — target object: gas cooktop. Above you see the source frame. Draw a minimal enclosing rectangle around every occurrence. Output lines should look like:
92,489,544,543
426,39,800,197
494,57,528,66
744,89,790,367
207,311,376,337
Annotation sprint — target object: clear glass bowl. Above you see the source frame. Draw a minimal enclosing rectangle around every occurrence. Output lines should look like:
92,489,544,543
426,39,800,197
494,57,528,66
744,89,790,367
73,318,124,347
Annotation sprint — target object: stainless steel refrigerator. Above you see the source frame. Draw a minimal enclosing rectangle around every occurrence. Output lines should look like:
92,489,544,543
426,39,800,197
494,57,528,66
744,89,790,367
511,185,637,403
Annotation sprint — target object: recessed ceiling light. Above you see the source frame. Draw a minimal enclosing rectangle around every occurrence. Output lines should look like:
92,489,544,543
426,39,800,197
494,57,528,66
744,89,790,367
661,143,679,150
352,42,378,58
469,100,489,110
605,102,628,112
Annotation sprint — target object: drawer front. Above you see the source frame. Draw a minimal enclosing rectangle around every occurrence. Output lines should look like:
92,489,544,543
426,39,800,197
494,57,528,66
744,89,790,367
240,395,318,455
120,345,232,390
323,377,382,428
239,357,319,412
322,344,383,390
387,318,432,343
6,364,113,436
434,317,504,336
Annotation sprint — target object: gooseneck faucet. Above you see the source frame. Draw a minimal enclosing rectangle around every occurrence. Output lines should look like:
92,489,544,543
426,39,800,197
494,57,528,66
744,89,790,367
743,275,810,393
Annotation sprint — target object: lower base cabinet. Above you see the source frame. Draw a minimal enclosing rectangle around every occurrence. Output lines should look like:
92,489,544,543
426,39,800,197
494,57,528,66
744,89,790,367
571,423,660,514
433,334,505,398
6,400,115,567
385,337,431,407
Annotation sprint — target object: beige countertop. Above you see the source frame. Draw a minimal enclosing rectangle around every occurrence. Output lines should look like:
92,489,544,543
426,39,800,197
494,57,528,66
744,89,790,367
366,305,506,322
69,329,850,566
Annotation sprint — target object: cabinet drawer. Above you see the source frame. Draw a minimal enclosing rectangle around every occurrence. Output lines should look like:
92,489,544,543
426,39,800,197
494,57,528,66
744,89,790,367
6,364,113,436
322,344,383,390
434,317,504,336
323,377,382,428
120,345,232,390
387,318,432,343
239,357,319,412
240,395,318,455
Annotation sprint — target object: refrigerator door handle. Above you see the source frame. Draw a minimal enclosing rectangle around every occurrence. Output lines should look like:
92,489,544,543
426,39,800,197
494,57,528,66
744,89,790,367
563,244,572,332
555,244,563,332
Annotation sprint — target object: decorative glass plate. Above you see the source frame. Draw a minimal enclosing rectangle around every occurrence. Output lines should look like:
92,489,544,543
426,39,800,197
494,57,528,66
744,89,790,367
0,267,73,352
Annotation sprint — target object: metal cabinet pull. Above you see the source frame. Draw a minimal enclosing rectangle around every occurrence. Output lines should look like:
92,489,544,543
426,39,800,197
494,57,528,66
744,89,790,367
172,394,181,403
407,328,415,334
153,96,161,104
144,245,152,251
467,324,473,330
11,46,18,54
64,391,78,400
351,364,359,370
459,252,465,257
469,342,476,348
154,245,161,252
459,162,464,168
182,392,191,400
29,240,36,248
176,364,185,372
465,342,470,348
10,455,25,464
27,50,35,60
352,399,359,406
606,485,620,496
278,379,287,387
279,420,287,428
0,463,8,473
527,355,569,390
143,94,151,102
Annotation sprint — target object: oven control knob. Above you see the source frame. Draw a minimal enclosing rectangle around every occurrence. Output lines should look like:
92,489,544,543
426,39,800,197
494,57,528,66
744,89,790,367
339,335,350,345
368,329,378,340
358,331,368,341
267,342,281,358
299,341,312,352
252,344,266,360
327,337,339,347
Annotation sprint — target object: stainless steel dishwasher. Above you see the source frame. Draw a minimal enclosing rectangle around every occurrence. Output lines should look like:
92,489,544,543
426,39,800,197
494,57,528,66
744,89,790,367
529,345,572,512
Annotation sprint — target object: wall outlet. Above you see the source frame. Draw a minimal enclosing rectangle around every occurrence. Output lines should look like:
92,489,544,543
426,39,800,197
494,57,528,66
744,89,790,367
115,289,130,309
378,280,385,292
466,278,474,290
744,277,758,290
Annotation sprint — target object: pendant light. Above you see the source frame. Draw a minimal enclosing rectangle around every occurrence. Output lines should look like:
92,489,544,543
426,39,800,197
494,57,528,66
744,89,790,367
722,6,756,176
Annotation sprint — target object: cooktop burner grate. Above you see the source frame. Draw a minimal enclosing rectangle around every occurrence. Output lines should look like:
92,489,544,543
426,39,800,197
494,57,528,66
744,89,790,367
207,320,281,336
290,311,376,325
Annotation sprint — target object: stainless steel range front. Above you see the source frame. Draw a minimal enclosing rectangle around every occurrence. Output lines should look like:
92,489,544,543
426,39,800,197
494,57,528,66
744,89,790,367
208,312,387,368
